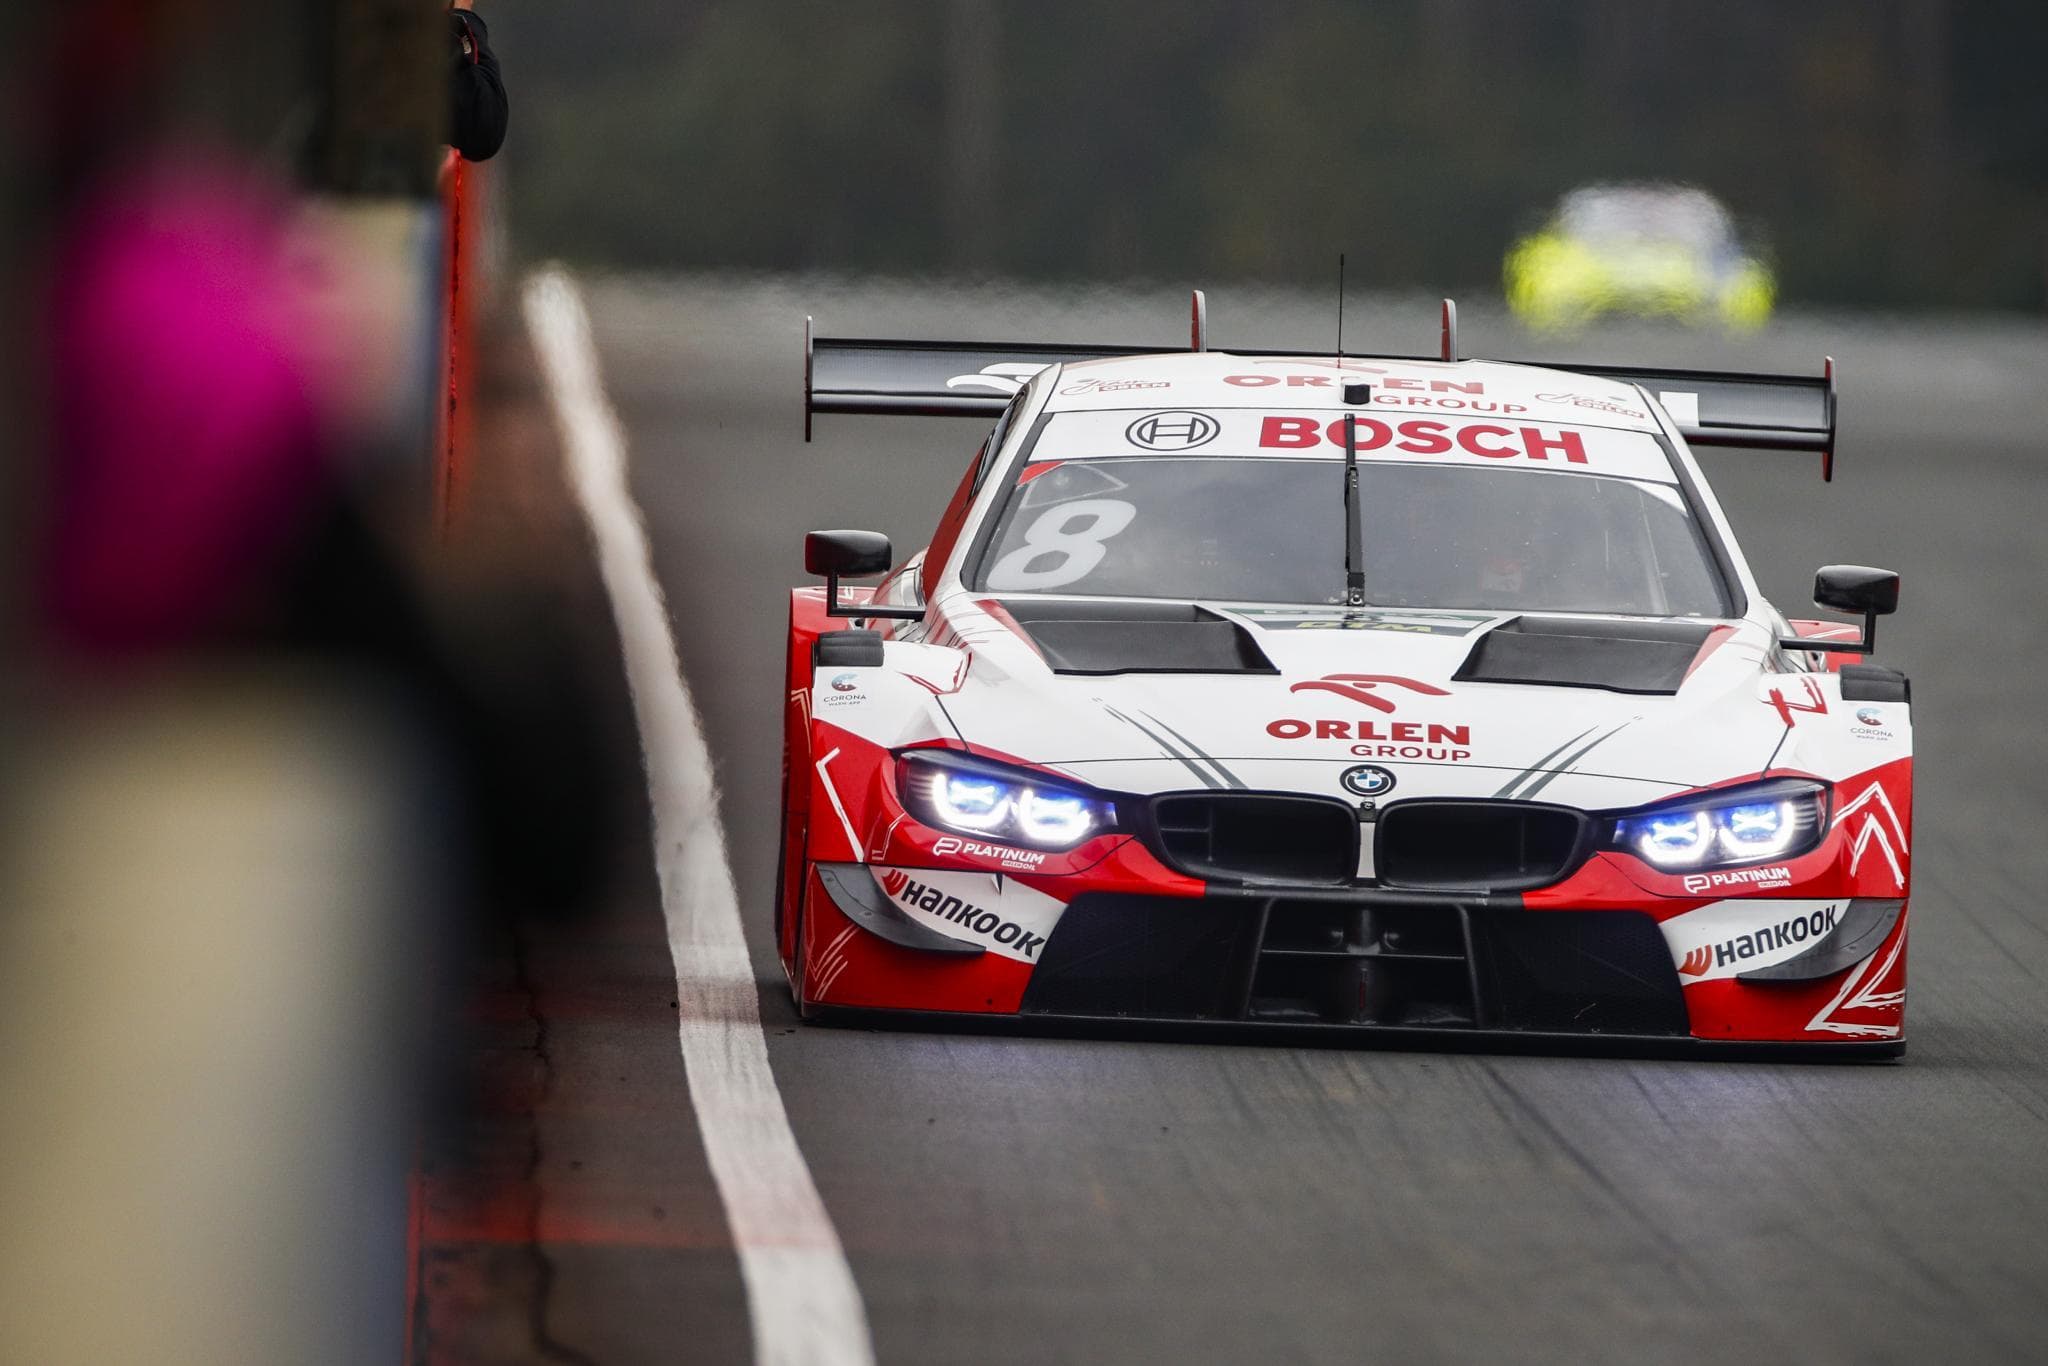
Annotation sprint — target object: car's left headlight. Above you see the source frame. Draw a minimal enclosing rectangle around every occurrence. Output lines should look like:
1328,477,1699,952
896,751,1115,851
1606,779,1828,871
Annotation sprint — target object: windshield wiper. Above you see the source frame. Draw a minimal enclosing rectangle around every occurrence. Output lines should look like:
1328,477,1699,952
1342,382,1371,606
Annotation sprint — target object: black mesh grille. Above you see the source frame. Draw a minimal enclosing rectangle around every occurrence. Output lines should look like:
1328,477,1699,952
1020,892,1687,1038
1376,800,1591,891
1145,794,1357,885
1248,900,1478,1027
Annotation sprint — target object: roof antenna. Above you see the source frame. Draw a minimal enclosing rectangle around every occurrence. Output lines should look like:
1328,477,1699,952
1335,253,1346,364
1190,289,1208,352
1440,298,1459,362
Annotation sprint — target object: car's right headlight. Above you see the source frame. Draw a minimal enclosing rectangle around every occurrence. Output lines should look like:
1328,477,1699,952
1605,779,1829,871
896,750,1116,851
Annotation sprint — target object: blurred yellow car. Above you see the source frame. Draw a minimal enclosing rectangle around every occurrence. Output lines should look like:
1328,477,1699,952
1506,184,1774,333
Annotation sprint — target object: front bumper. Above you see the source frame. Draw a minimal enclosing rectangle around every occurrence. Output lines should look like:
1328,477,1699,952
803,864,1908,1056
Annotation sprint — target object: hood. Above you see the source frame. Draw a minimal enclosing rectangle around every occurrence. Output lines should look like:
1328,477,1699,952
934,600,1788,805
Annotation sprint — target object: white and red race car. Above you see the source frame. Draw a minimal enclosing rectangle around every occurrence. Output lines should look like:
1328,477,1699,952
779,300,1910,1054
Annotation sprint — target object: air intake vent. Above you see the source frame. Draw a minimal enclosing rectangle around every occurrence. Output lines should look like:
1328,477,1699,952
1147,794,1357,885
1376,800,1590,891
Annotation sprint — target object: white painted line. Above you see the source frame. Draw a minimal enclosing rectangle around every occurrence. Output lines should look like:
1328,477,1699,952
524,268,874,1366
813,749,862,860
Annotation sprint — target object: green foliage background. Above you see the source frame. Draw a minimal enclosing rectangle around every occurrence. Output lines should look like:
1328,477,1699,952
503,0,2048,309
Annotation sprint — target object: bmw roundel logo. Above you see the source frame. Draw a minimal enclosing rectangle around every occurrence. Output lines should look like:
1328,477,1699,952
1341,764,1397,798
1125,410,1220,451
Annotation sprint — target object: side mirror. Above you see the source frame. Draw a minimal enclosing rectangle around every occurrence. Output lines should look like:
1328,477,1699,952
804,529,922,620
1781,564,1899,657
1813,564,1899,617
805,529,891,578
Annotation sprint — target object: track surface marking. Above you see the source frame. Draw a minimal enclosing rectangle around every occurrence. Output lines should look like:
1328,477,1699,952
525,268,874,1366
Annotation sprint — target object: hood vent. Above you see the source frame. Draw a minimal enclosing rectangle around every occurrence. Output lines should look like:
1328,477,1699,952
1454,615,1716,695
998,599,1279,676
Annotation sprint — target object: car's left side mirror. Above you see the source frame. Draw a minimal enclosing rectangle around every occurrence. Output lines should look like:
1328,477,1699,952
1781,564,1899,657
805,529,922,620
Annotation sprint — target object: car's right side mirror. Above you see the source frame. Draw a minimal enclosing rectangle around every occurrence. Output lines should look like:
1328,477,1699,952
1782,564,1900,657
805,529,922,620
1813,564,1899,618
805,528,892,579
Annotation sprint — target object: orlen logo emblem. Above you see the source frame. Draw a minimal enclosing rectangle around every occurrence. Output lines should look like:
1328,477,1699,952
1289,674,1451,715
1341,764,1397,798
1125,411,1219,451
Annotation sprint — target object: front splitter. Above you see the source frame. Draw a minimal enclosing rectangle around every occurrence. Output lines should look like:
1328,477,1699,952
805,1005,1906,1062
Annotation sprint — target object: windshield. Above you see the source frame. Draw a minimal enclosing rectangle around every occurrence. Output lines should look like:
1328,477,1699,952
972,454,1731,616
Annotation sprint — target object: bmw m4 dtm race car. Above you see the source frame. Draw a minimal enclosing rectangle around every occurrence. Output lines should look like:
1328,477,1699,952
778,297,1911,1055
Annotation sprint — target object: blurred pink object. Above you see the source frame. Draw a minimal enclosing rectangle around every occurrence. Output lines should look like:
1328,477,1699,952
42,154,330,660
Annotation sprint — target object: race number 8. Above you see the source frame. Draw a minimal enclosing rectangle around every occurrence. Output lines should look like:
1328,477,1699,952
986,499,1137,590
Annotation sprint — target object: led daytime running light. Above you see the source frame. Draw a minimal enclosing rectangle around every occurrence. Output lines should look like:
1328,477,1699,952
1612,783,1826,872
898,754,1111,851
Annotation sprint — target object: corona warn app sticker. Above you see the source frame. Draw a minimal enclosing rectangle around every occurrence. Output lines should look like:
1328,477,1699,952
875,867,1067,963
1659,899,1847,983
1042,410,1677,482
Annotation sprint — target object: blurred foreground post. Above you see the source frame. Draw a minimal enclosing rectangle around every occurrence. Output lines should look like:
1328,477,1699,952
0,2,460,1362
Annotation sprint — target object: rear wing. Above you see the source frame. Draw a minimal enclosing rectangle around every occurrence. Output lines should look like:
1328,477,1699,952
1571,358,1839,481
803,303,1839,480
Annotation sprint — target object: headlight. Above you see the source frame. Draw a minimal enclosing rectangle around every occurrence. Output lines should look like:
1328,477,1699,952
1607,780,1827,871
896,752,1115,851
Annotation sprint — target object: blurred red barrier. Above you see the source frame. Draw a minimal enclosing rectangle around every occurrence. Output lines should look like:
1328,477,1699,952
437,150,483,534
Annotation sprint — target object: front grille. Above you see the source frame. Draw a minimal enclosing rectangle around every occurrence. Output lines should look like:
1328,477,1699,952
1145,793,1356,885
1375,800,1591,891
1020,892,1687,1037
1138,792,1592,893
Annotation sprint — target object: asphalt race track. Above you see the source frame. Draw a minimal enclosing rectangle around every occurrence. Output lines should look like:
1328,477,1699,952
423,278,2048,1364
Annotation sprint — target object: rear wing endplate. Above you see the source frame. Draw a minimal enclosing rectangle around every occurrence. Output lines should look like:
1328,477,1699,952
803,326,1150,435
804,316,1838,480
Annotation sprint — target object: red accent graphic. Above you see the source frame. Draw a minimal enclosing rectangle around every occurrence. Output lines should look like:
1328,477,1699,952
1683,623,1739,681
1785,618,1867,673
1834,777,1911,890
1288,674,1453,714
1679,946,1713,977
1767,676,1829,726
